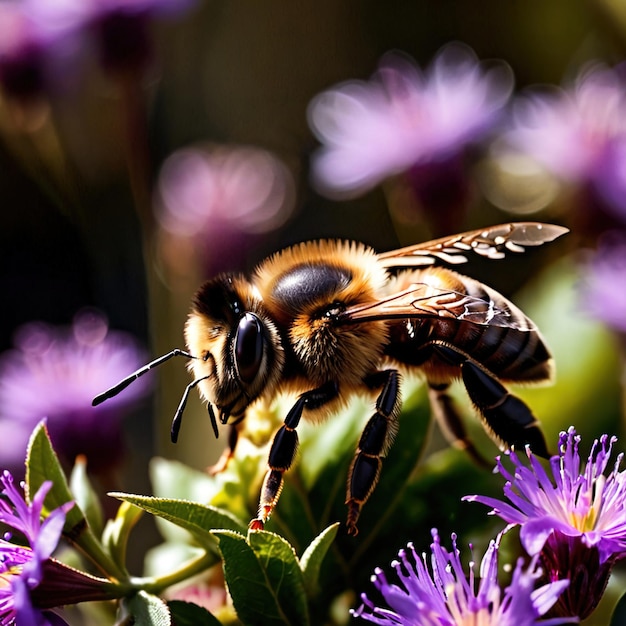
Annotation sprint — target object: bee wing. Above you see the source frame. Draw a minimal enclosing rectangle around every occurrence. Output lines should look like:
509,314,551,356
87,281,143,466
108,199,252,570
378,222,568,268
339,283,534,330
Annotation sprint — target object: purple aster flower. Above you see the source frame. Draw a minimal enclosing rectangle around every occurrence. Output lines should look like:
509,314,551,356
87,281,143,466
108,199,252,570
1,0,195,89
0,541,66,626
0,1,79,100
0,3,45,100
578,231,626,334
156,144,295,275
0,471,72,625
506,63,626,224
0,311,150,475
308,43,513,203
464,427,626,619
351,529,573,625
0,0,106,102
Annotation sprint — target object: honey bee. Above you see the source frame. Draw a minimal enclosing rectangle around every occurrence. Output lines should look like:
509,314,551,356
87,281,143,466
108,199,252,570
94,222,567,535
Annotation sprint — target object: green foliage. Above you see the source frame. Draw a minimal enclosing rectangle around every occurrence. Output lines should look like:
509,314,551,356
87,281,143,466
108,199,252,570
610,590,626,626
26,421,88,538
213,530,307,626
139,378,504,622
110,493,247,549
515,258,622,443
167,601,224,626
101,501,144,574
69,456,105,537
300,523,339,596
122,591,171,626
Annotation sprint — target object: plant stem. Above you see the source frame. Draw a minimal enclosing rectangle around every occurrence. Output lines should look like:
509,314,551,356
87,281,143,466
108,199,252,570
130,550,217,595
72,526,130,583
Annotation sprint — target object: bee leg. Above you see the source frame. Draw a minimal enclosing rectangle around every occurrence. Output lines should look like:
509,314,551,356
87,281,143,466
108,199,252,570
427,382,493,468
249,381,339,532
345,369,401,536
460,359,550,459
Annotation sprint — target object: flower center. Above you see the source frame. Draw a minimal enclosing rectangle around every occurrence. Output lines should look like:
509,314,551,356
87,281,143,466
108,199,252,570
0,565,21,589
448,606,497,626
567,476,605,532
445,581,500,626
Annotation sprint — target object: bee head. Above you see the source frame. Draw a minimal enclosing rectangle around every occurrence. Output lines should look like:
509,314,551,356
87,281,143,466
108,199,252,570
185,275,284,425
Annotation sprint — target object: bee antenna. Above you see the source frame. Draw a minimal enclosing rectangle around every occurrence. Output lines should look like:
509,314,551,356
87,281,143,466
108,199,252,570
170,375,211,444
92,349,196,407
207,403,219,440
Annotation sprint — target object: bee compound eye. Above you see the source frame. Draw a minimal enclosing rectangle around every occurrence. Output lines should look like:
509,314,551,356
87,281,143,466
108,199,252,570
235,313,264,383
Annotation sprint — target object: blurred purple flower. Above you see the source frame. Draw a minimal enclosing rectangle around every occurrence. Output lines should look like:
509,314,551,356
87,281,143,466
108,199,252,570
578,232,626,334
0,1,82,100
0,471,72,625
0,0,194,96
464,427,626,619
0,3,42,99
352,529,572,625
157,144,295,274
506,63,626,222
0,311,150,474
308,43,513,199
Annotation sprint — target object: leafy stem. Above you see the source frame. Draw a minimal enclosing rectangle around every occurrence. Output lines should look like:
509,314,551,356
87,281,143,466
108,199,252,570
68,525,130,583
131,550,216,596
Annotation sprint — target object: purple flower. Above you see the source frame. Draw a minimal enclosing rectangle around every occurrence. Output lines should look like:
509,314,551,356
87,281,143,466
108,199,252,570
506,63,626,221
351,529,573,625
0,311,150,474
0,1,78,100
0,3,42,99
308,43,513,199
464,427,626,619
0,471,72,625
156,145,295,274
578,232,626,334
0,0,195,92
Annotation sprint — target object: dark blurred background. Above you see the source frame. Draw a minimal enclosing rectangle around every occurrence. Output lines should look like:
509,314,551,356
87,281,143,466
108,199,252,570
1,0,616,346
0,0,623,514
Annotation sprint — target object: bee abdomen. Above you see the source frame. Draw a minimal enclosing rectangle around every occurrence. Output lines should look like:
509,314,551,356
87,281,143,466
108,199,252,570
458,278,552,382
452,322,551,383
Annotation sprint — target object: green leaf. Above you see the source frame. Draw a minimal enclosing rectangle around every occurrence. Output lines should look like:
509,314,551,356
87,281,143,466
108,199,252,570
212,529,308,626
610,590,626,626
101,501,143,573
167,600,223,626
110,493,247,547
149,458,223,544
247,530,308,625
25,422,129,581
300,523,339,597
25,420,87,542
123,591,171,626
70,456,104,537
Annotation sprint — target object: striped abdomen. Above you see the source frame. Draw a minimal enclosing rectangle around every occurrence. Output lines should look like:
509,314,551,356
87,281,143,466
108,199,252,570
384,269,553,384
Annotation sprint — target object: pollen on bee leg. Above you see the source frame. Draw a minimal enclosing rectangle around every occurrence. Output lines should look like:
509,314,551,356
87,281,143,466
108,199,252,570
250,469,284,529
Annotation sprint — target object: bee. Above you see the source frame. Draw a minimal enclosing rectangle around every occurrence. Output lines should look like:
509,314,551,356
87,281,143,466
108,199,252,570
94,222,567,535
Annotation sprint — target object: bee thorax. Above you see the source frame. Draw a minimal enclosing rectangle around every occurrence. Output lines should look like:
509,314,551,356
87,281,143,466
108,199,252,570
290,313,387,384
